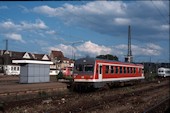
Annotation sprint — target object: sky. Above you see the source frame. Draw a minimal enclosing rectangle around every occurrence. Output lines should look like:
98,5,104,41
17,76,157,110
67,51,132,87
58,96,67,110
0,0,169,62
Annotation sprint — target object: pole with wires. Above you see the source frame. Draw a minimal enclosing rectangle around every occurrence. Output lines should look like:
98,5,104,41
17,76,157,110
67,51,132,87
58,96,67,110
169,0,170,68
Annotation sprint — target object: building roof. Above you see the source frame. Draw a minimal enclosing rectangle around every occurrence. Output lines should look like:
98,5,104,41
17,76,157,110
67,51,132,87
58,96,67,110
0,50,50,65
50,50,64,59
12,60,53,64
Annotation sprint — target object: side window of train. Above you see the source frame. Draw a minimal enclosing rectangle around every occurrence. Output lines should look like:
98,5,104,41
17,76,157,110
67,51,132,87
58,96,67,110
105,65,109,74
127,67,129,73
77,64,83,71
134,68,136,73
116,66,118,74
111,66,114,73
130,67,133,73
120,67,122,73
124,67,126,73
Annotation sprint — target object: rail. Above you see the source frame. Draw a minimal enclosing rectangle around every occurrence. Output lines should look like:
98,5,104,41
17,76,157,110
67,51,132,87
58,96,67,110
143,97,170,113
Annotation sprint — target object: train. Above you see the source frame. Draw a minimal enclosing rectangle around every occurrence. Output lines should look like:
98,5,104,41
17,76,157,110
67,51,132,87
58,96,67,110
67,57,144,90
157,67,170,77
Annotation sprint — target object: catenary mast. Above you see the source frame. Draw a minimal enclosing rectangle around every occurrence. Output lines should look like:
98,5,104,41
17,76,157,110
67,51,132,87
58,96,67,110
125,25,133,63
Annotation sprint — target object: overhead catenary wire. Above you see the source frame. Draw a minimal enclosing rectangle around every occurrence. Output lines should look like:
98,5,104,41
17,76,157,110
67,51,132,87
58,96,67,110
150,0,169,65
150,0,169,24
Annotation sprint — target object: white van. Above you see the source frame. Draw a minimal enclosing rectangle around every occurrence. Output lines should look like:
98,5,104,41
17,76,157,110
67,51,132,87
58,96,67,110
158,68,170,77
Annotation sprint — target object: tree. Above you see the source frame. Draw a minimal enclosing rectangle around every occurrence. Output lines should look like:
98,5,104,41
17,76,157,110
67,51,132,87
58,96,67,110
96,54,119,61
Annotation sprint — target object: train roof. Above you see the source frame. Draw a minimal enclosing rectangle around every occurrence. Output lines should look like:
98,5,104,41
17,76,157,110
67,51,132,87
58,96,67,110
158,67,170,70
75,57,143,66
75,57,95,65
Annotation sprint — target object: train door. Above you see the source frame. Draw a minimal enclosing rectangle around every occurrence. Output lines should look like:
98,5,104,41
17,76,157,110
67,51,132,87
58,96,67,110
98,64,102,81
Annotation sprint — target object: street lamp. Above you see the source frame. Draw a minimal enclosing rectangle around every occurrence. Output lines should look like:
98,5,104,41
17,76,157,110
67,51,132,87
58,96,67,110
70,40,84,60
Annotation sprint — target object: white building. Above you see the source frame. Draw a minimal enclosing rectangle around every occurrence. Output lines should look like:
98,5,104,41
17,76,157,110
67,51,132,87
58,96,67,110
3,65,20,75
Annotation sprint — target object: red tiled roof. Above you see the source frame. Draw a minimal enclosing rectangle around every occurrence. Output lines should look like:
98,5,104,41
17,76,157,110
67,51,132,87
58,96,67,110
50,50,64,59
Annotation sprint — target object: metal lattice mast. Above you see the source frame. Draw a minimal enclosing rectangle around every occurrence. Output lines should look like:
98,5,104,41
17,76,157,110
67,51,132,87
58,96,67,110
128,25,132,57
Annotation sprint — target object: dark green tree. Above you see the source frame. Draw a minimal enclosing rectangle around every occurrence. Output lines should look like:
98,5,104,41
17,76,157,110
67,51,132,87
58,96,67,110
96,54,119,61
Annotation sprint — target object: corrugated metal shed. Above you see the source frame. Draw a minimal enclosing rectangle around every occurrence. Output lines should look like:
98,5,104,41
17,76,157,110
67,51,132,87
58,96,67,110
12,60,53,83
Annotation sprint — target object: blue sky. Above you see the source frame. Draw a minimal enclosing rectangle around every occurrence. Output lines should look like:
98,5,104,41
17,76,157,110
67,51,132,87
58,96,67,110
0,1,169,62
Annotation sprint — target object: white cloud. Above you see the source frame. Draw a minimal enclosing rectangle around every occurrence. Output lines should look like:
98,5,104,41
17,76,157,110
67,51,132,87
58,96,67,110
146,43,162,50
44,41,162,60
0,6,8,9
21,19,48,30
32,1,169,41
113,43,162,56
153,24,169,31
45,44,73,57
33,5,58,17
77,41,112,56
0,20,19,30
0,19,48,31
46,30,56,35
33,1,127,17
160,24,169,31
114,18,130,25
5,33,25,43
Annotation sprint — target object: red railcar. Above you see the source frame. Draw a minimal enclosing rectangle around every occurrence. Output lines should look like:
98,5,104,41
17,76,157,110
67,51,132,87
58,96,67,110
62,67,73,77
71,57,144,89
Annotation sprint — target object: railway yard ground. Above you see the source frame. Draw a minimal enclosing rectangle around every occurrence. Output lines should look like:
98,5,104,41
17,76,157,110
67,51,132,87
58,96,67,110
0,75,169,113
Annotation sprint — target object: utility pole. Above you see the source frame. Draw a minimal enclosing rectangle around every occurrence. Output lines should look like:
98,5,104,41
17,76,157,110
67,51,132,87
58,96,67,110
3,39,10,66
5,39,8,51
69,40,84,60
169,0,170,68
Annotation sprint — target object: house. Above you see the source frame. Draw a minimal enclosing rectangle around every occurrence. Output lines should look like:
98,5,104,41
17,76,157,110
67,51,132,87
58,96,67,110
0,50,51,75
49,50,74,75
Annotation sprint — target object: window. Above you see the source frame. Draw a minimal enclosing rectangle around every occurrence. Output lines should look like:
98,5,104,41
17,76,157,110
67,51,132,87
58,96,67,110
84,65,94,72
120,67,122,73
75,65,83,72
166,70,170,74
14,67,16,71
124,67,126,73
115,66,119,74
17,67,20,71
127,67,129,73
11,67,13,71
134,68,136,73
105,66,109,74
111,66,114,73
130,67,133,73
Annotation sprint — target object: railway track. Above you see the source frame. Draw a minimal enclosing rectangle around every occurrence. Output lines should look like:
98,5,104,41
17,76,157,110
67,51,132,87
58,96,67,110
2,78,169,113
48,81,169,113
143,97,170,113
